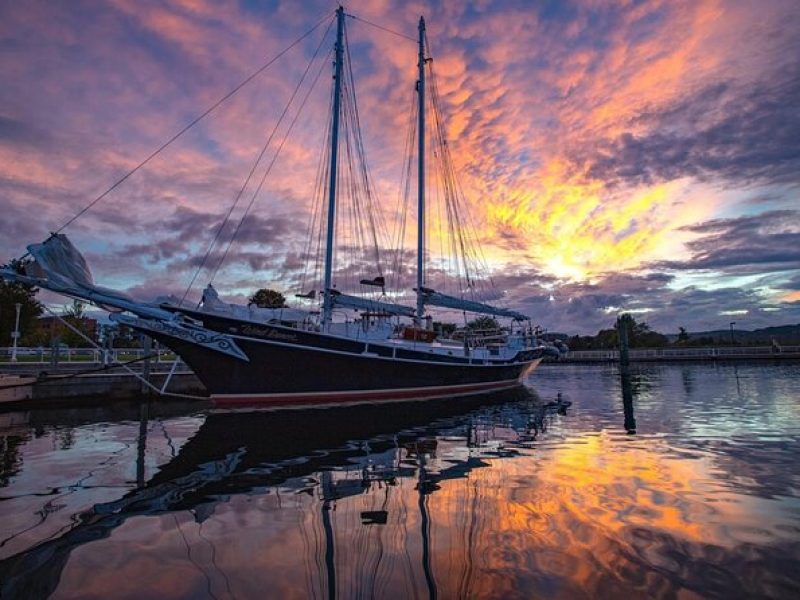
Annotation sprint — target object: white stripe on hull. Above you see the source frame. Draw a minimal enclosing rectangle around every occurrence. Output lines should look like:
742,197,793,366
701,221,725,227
211,377,531,408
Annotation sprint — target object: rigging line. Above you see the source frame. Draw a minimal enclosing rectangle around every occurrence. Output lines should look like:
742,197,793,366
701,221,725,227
346,12,417,43
389,95,411,263
427,54,483,293
423,31,460,290
388,90,416,293
425,40,494,293
299,73,334,303
343,24,385,279
397,95,417,292
211,45,333,282
184,19,334,301
299,94,333,297
308,88,334,302
341,42,367,282
52,10,335,237
434,144,447,289
314,108,333,295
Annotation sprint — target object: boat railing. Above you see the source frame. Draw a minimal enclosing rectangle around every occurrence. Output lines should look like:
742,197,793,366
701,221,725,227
448,328,508,347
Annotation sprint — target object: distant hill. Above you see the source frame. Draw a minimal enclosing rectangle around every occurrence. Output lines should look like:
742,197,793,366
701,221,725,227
666,324,800,345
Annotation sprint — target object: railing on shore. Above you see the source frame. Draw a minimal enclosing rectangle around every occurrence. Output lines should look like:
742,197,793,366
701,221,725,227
559,345,800,362
0,347,178,365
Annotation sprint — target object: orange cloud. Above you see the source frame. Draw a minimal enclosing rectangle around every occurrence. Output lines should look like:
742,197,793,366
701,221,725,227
780,290,800,303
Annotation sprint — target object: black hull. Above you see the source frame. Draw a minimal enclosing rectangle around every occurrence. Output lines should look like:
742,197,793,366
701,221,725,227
142,312,542,406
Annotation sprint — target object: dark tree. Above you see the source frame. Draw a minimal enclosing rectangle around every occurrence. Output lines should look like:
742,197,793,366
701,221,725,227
60,301,97,347
566,334,596,350
688,336,715,347
433,321,457,336
568,316,669,349
634,324,668,347
114,324,142,348
248,288,287,309
595,327,618,349
627,319,668,348
466,316,500,331
0,260,44,346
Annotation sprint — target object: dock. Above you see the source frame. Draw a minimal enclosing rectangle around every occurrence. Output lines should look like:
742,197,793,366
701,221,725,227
0,352,206,405
551,345,800,363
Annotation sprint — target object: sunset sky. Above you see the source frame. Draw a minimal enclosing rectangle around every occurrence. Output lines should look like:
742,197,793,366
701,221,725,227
1,0,798,334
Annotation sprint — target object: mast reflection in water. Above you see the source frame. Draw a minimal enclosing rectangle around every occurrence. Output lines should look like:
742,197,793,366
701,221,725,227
2,363,800,599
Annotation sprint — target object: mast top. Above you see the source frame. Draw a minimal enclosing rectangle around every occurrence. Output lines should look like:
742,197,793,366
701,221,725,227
415,13,426,321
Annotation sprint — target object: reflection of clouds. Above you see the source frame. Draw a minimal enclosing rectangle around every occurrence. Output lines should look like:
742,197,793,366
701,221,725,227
416,365,800,597
2,364,799,597
0,415,203,560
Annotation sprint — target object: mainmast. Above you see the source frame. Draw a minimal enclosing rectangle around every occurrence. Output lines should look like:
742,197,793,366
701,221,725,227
416,16,426,322
322,6,345,327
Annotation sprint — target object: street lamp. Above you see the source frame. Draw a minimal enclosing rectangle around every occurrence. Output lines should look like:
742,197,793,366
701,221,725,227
729,321,735,346
10,302,21,362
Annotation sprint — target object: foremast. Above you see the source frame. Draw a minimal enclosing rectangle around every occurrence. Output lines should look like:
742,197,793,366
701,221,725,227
416,16,426,322
322,6,346,328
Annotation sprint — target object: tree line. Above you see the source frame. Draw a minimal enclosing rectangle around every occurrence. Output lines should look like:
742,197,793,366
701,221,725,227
565,320,721,350
0,276,750,351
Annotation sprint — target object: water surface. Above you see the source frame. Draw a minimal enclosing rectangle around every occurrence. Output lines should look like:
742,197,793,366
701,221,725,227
1,363,799,599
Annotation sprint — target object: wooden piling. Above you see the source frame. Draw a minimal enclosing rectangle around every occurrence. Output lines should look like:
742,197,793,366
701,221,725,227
141,335,152,395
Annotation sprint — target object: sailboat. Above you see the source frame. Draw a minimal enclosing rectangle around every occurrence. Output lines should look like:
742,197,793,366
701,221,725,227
0,7,555,406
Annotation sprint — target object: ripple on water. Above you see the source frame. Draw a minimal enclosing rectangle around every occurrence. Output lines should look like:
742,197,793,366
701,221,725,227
0,363,799,598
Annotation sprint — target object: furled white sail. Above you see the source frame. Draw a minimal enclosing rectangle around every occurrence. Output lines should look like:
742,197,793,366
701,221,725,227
200,285,311,323
26,234,97,291
328,290,416,317
418,288,527,320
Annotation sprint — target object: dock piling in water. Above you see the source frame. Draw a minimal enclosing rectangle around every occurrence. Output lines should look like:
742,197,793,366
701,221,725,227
617,314,636,433
141,335,152,395
617,314,632,373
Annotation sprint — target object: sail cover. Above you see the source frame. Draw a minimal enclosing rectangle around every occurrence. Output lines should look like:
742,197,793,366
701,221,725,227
201,284,311,322
329,291,416,317
419,289,528,320
27,234,96,291
22,234,135,302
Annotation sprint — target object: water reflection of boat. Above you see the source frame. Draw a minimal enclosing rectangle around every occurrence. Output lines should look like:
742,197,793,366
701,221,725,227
0,387,571,598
